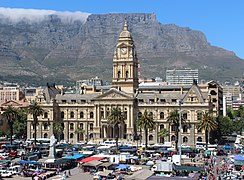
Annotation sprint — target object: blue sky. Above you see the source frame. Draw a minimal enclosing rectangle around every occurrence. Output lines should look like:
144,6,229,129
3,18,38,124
1,0,244,59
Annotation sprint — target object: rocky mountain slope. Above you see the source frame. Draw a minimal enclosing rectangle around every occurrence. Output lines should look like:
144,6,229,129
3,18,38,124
0,8,243,85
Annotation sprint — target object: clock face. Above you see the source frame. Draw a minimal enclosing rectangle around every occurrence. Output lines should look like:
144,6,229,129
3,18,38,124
121,47,127,54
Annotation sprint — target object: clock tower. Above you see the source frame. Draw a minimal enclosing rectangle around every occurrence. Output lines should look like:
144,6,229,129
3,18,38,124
112,21,139,93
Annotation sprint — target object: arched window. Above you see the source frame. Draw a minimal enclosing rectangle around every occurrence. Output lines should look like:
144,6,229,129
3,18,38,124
89,133,93,139
80,123,83,129
61,111,64,119
44,133,48,138
149,135,153,141
138,112,142,118
125,71,129,79
160,112,164,119
43,123,48,130
70,133,74,139
182,112,187,120
183,125,188,133
90,112,94,119
33,133,35,138
118,71,121,78
70,123,74,130
44,112,48,118
210,90,217,95
171,135,176,141
183,136,188,143
90,123,93,131
70,111,74,118
80,111,84,118
160,124,164,130
171,125,177,132
197,137,202,142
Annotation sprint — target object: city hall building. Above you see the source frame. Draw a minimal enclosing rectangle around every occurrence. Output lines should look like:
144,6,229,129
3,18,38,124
27,22,222,147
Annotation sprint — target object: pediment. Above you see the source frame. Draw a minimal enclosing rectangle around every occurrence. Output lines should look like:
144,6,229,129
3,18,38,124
1,100,22,107
94,88,133,100
182,85,204,103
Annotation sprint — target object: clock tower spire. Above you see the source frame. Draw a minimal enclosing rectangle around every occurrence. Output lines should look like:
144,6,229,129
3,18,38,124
112,21,139,93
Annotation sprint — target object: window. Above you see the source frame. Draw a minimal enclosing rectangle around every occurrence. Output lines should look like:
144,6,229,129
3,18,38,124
197,137,202,142
70,133,74,139
80,111,84,118
106,111,110,117
44,112,48,118
118,71,121,78
101,111,104,118
171,125,177,132
71,100,76,104
62,100,67,103
124,111,127,120
125,71,129,79
90,123,93,131
160,124,164,130
44,133,48,138
171,135,176,141
210,90,217,95
138,99,144,103
138,112,142,119
80,123,84,129
183,136,188,143
61,111,64,119
70,111,74,118
197,112,202,121
70,123,74,130
43,123,48,130
160,99,166,103
182,112,187,120
183,125,188,133
149,135,153,141
149,99,155,103
172,99,177,103
90,112,94,119
160,112,164,119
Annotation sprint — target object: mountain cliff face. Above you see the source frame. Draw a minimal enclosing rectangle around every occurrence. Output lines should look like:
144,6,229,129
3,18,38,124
0,9,243,85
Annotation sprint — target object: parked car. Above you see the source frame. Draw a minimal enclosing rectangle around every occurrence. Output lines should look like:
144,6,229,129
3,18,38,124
217,150,227,156
0,170,12,178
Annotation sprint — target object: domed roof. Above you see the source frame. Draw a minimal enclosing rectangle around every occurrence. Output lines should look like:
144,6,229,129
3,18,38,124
119,21,132,38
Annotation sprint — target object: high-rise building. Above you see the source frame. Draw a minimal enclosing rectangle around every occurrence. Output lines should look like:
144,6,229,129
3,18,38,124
166,69,198,85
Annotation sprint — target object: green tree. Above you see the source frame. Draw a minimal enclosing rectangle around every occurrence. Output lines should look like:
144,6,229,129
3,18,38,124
28,101,44,145
167,109,186,152
54,122,64,142
158,128,169,144
13,109,27,138
197,112,218,150
2,106,18,145
216,116,233,137
74,127,85,142
137,110,156,149
107,107,126,151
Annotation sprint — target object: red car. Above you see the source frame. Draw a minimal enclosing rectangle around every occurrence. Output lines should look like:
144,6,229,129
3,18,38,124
8,151,18,158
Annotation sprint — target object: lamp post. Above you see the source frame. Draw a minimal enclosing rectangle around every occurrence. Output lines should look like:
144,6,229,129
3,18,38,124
178,100,182,165
86,108,89,144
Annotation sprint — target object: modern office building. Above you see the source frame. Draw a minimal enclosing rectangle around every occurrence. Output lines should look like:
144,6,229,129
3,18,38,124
166,69,198,85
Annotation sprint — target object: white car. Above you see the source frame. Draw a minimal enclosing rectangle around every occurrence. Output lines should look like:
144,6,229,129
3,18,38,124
0,170,12,178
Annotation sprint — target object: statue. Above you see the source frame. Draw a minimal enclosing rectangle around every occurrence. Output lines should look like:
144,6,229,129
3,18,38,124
49,135,57,159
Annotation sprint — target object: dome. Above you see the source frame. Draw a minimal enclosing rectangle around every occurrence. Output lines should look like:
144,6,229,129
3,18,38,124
119,21,132,38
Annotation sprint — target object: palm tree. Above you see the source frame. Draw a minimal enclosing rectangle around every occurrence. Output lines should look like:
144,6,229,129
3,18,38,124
167,109,186,152
197,112,217,150
28,101,44,145
74,127,85,142
107,107,125,151
137,110,156,149
54,122,64,142
158,128,169,144
2,106,18,145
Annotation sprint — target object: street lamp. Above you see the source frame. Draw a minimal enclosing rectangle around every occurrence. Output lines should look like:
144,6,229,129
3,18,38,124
178,99,182,165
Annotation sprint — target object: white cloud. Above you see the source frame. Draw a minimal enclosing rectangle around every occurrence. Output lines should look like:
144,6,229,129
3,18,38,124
0,7,91,24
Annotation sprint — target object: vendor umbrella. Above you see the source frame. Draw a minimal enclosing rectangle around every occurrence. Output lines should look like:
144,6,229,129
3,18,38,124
115,164,129,169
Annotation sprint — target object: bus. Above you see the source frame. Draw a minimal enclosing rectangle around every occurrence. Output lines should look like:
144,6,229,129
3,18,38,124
195,141,218,150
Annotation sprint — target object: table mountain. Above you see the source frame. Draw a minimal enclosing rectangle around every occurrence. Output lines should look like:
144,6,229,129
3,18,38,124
0,8,243,85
